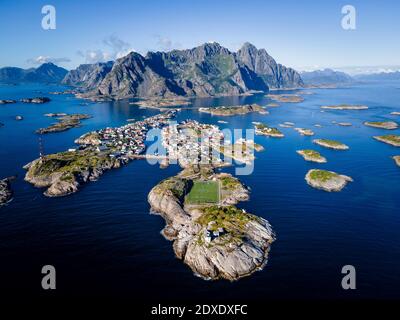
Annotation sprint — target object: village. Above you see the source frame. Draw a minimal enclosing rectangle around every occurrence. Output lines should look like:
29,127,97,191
161,119,259,168
74,110,178,161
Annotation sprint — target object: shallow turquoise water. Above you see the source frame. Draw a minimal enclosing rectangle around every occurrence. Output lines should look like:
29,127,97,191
0,82,399,300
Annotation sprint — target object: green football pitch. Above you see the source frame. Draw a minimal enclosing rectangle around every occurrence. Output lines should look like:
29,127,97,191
185,181,219,204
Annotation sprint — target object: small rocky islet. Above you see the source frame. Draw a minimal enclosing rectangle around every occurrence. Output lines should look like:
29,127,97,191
373,135,400,147
297,150,327,163
254,123,284,138
313,139,349,150
36,113,92,134
364,121,399,130
305,169,353,192
320,104,368,110
130,97,191,109
294,127,314,136
148,165,275,281
20,97,51,104
393,156,400,167
266,93,304,103
1,97,50,104
198,104,268,116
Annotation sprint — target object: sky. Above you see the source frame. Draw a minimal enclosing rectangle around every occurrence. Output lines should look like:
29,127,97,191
0,0,399,72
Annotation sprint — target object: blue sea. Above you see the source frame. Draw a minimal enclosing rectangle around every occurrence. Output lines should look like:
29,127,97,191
1,82,400,301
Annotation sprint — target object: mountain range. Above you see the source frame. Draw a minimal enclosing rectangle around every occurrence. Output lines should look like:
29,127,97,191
0,63,68,84
64,42,304,99
300,68,354,86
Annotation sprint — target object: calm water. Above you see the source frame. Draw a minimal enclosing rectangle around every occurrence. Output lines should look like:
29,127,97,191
0,82,400,301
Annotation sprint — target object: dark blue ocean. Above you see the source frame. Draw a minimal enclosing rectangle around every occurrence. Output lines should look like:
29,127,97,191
1,82,399,301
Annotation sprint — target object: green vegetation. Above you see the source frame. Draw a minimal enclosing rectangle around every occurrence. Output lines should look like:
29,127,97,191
158,177,189,200
318,139,342,146
27,150,116,182
197,205,255,233
185,180,219,204
374,135,400,145
367,121,386,125
309,169,338,182
302,149,322,158
220,176,241,191
36,114,91,134
255,123,282,135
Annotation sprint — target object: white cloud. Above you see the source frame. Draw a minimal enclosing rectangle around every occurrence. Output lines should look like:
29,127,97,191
155,35,181,51
27,55,71,65
77,50,112,63
77,35,135,63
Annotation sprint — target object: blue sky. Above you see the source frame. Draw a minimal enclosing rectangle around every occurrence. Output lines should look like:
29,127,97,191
0,0,399,71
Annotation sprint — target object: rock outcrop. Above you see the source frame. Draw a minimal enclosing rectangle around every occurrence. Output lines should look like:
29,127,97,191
24,151,122,197
62,61,113,89
374,135,400,147
148,167,275,281
313,139,349,150
305,169,353,192
297,150,327,163
364,121,399,130
237,42,303,89
0,177,14,206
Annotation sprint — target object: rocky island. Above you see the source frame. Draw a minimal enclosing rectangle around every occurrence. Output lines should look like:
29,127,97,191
266,94,304,103
305,169,353,192
198,104,268,116
313,139,349,150
321,104,368,110
297,150,327,163
373,135,400,147
338,122,352,127
24,150,123,197
294,127,314,136
392,156,400,167
36,114,91,134
20,97,51,104
254,123,284,138
0,177,14,206
130,98,191,109
364,121,399,130
148,165,275,281
0,99,16,104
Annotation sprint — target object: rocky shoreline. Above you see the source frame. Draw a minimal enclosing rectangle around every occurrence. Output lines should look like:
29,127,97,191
294,127,314,136
199,104,268,116
364,121,399,130
297,150,327,163
36,114,91,134
266,94,304,103
254,123,284,138
373,135,400,147
321,104,368,110
0,177,14,206
305,169,353,192
23,150,123,197
393,156,400,167
148,165,275,281
313,139,349,150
